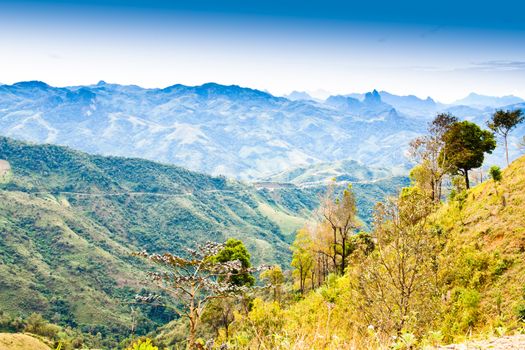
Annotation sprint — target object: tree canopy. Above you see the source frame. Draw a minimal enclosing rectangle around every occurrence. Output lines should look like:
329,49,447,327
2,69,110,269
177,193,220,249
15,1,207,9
213,238,256,287
487,109,524,165
441,121,496,188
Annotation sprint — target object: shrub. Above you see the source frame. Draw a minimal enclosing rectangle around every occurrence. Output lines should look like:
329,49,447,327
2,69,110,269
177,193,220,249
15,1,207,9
126,338,158,350
489,166,502,182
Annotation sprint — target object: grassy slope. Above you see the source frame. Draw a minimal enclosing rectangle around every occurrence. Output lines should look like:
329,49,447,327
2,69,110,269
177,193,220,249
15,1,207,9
0,190,145,327
436,154,525,337
0,333,51,350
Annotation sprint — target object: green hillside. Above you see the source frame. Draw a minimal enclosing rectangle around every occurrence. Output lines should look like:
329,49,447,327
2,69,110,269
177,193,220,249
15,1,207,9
0,136,409,347
0,137,316,345
0,137,308,263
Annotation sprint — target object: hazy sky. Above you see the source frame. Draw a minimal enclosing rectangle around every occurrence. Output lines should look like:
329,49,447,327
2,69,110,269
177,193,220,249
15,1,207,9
1,0,524,102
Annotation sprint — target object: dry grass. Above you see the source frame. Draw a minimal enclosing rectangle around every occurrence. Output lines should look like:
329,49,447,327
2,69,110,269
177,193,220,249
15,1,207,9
0,333,51,350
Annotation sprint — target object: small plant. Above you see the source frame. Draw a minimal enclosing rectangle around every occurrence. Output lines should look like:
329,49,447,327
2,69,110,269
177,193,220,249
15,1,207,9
392,332,417,349
489,166,502,182
426,330,443,346
516,303,525,322
126,338,158,350
495,326,507,337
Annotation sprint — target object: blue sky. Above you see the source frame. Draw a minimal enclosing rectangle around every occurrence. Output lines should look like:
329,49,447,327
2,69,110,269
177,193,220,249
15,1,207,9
1,0,524,102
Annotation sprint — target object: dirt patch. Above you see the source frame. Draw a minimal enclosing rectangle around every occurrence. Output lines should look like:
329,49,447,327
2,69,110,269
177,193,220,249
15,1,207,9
0,160,11,177
0,333,51,350
438,334,525,349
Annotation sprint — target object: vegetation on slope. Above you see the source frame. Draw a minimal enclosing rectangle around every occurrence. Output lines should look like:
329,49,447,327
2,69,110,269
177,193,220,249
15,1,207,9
437,154,525,339
188,155,524,349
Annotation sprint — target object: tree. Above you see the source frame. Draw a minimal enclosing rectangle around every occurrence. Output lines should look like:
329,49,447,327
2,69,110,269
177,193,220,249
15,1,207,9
290,228,314,294
487,109,524,166
134,241,255,349
319,183,360,274
212,238,255,287
201,239,255,339
355,189,440,337
260,265,285,303
409,113,458,202
440,121,496,189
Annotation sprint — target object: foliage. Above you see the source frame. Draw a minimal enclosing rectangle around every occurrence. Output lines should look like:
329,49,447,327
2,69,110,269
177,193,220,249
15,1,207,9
319,183,360,275
440,120,496,189
487,109,524,165
25,313,61,339
260,265,285,303
489,165,502,182
290,229,314,294
126,337,158,350
213,239,255,287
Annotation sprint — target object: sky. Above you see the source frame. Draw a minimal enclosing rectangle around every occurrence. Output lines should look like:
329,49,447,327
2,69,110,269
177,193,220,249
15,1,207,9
0,0,524,102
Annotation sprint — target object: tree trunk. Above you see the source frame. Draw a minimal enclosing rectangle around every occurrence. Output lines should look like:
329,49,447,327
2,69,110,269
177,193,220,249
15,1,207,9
332,226,338,272
188,285,196,350
505,135,509,166
437,178,442,203
430,178,436,203
340,232,346,275
464,169,470,189
299,266,304,294
188,315,196,350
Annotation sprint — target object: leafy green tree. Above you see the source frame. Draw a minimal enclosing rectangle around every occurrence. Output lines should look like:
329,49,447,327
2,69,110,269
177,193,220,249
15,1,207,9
201,239,256,339
441,121,496,189
213,238,255,287
487,109,524,166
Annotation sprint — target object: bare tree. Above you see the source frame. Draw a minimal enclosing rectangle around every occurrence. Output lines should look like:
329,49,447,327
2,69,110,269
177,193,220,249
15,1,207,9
409,113,458,202
319,183,360,274
134,242,256,349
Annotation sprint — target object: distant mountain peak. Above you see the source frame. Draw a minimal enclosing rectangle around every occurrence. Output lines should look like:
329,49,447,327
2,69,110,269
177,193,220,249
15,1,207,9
285,91,314,101
454,93,524,108
364,89,382,104
12,81,51,89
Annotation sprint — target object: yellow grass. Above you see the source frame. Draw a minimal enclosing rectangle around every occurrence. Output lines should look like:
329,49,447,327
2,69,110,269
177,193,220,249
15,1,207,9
0,333,51,350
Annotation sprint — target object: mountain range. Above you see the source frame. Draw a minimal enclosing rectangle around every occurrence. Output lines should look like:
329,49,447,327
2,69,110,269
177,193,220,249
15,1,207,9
1,81,523,184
